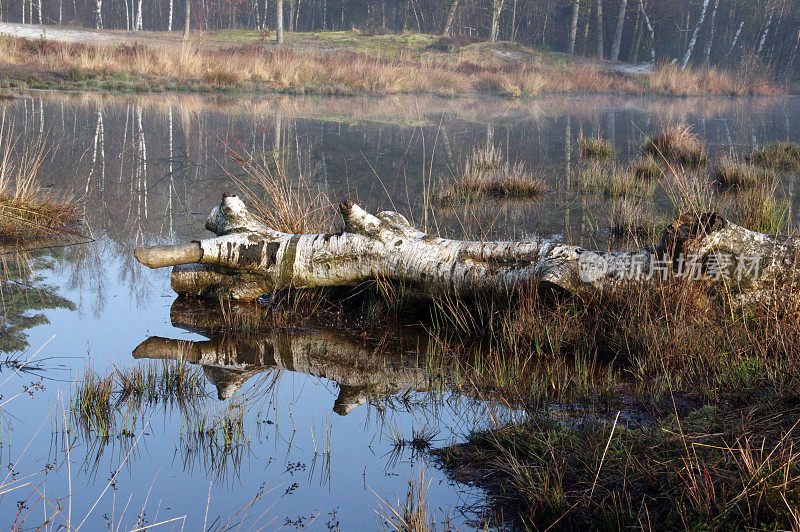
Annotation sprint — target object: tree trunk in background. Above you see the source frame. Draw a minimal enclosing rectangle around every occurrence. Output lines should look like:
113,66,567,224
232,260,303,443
442,0,458,37
95,0,102,28
610,0,627,62
703,0,719,65
168,0,173,30
442,0,457,35
183,0,190,38
489,0,505,42
595,0,604,59
276,0,283,43
289,0,295,31
629,6,642,62
135,0,143,29
680,0,710,70
757,7,775,55
568,0,580,54
727,20,744,57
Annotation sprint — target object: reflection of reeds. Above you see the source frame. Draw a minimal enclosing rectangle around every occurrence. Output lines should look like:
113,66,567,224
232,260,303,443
71,362,206,440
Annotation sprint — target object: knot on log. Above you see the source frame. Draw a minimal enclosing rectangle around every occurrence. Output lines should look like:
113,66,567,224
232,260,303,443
659,212,727,260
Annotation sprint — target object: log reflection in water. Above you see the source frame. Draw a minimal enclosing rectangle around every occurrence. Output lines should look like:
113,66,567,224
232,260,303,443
132,298,432,415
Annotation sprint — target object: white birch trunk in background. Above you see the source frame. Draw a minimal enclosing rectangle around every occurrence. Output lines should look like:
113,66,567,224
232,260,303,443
680,0,710,70
276,0,284,43
757,7,775,55
595,0,604,59
168,0,173,30
135,0,143,30
95,0,102,29
489,0,505,42
442,0,458,36
703,0,719,65
728,20,744,56
610,0,627,62
568,0,580,54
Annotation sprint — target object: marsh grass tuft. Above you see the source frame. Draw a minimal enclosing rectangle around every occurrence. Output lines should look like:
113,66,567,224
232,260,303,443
726,181,790,234
374,468,434,532
435,389,800,530
578,137,615,160
630,154,662,180
0,130,80,241
643,123,707,167
574,163,654,198
713,153,774,190
433,145,546,204
747,141,800,171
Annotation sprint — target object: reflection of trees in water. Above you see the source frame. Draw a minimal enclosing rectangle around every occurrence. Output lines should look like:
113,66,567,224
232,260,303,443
0,250,76,353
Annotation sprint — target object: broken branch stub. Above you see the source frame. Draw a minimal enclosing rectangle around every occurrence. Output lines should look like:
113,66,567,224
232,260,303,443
133,195,799,301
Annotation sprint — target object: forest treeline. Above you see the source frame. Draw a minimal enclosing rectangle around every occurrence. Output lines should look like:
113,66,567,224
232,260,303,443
4,0,799,77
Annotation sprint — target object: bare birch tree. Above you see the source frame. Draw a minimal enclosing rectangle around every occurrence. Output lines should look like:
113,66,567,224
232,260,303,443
489,0,505,42
703,0,719,65
568,0,580,54
680,0,710,70
442,0,458,36
610,0,627,62
596,0,604,59
276,0,284,43
183,0,190,39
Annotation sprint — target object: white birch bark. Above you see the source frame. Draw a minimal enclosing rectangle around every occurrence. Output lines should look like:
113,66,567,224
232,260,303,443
639,0,655,63
680,0,710,70
489,0,505,42
168,0,173,30
568,0,580,55
757,7,775,55
703,0,719,65
728,21,744,56
95,0,102,29
135,0,143,30
134,196,798,303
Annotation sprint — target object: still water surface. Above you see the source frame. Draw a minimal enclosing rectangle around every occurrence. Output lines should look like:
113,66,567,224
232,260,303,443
1,91,799,529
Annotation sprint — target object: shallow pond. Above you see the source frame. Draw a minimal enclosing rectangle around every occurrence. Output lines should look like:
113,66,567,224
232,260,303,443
1,91,799,529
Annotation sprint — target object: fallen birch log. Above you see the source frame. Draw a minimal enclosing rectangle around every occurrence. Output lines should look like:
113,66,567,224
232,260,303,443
134,194,800,301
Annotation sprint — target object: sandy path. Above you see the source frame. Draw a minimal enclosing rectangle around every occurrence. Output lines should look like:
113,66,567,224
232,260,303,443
0,22,124,44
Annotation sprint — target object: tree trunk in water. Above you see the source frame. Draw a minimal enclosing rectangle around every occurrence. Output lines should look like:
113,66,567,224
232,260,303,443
680,0,710,70
568,0,580,54
276,0,283,43
703,0,719,65
595,0,604,59
610,0,627,62
135,196,798,304
183,0,190,39
441,0,458,36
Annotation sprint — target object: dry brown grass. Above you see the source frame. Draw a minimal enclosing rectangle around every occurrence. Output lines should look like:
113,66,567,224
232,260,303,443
0,35,777,97
646,63,778,96
643,123,707,167
0,128,79,241
713,153,773,190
